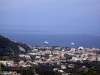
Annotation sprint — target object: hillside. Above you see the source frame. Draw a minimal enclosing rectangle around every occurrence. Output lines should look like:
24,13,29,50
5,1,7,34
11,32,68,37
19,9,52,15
0,35,31,57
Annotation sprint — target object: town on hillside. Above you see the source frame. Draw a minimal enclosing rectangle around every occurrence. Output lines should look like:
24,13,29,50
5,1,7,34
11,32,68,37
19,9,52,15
0,45,100,75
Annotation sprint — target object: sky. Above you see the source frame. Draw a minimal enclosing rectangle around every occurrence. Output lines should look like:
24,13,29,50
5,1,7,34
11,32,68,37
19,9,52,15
0,0,100,35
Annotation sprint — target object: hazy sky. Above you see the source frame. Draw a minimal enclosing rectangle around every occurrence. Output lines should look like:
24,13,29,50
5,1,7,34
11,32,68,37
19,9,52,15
0,0,100,35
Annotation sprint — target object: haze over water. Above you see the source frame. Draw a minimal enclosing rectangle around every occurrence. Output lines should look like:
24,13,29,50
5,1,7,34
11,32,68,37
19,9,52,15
0,0,100,48
1,33,100,48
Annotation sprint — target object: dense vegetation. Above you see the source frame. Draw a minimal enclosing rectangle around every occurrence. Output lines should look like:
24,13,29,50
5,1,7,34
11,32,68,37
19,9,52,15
0,61,100,75
0,35,31,57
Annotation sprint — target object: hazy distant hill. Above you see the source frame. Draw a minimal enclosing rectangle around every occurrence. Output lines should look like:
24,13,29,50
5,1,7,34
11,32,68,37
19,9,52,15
0,35,31,57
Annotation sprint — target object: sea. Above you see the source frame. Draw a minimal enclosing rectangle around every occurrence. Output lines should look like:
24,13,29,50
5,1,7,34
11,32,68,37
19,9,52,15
2,34,100,48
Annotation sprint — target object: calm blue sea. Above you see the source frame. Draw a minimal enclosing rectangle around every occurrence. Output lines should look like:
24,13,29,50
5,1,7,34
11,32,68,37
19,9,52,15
2,34,100,48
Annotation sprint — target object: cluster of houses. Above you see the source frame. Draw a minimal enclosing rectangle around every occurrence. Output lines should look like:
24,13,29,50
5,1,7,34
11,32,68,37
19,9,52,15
0,46,100,67
0,46,100,75
19,46,100,64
